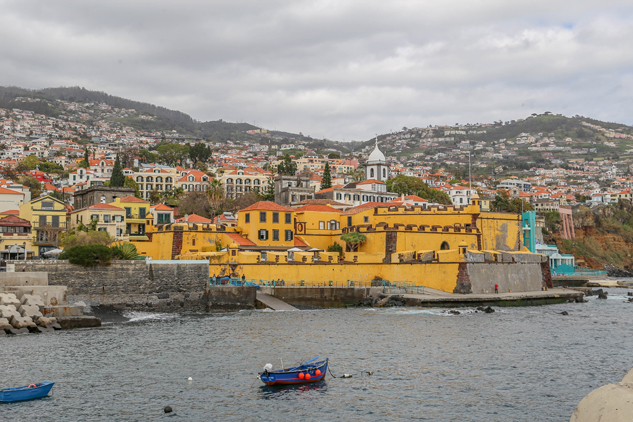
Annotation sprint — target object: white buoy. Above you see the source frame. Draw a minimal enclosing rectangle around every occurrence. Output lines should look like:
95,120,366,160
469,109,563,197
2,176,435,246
188,377,192,381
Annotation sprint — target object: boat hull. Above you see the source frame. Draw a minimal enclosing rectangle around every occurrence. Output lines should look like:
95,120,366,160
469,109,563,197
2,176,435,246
260,359,328,386
0,382,55,403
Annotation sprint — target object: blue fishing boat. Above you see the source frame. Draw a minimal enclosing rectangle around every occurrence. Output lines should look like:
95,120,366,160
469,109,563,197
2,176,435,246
0,382,55,403
259,357,328,386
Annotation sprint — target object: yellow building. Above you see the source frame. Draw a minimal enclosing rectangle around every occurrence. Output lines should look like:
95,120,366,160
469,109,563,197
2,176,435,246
0,215,34,260
124,195,549,294
110,196,152,240
133,167,179,200
19,195,67,256
238,201,295,249
70,203,128,241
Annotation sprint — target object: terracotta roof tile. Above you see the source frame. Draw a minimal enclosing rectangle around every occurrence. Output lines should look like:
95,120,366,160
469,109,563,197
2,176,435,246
119,195,149,203
240,201,292,212
175,214,212,223
226,232,256,246
295,205,342,213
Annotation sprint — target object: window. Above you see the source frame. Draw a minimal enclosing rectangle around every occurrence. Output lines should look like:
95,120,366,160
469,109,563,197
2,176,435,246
347,216,352,227
147,176,153,182
272,229,279,241
103,215,111,223
285,230,293,241
146,184,153,191
139,208,146,218
98,228,107,232
125,207,132,218
39,215,47,227
41,201,54,210
245,213,250,223
336,193,342,200
364,216,369,223
52,215,60,227
383,168,386,178
272,212,279,223
156,176,163,182
259,212,266,223
166,177,172,183
100,195,106,203
236,179,242,184
440,241,450,250
319,221,325,230
91,214,99,221
136,176,143,182
285,213,291,224
116,228,122,237
370,168,375,178
192,239,196,246
254,179,260,185
258,229,268,240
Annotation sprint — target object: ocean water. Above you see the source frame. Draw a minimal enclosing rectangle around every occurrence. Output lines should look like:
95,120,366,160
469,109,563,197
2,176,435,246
2,288,633,422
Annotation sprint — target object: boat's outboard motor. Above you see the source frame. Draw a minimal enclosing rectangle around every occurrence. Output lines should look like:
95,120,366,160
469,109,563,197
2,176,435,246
263,363,273,375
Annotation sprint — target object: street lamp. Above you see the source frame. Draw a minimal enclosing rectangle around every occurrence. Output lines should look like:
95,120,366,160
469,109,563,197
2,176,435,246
23,242,26,261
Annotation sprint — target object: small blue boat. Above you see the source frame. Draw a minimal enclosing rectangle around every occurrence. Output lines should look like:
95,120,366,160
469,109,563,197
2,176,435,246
0,382,55,403
259,357,328,386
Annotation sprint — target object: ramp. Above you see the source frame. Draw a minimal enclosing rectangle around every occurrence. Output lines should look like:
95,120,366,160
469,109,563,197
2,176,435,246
256,292,298,311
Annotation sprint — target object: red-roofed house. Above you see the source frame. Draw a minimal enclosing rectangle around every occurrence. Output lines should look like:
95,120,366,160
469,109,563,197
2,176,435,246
237,202,295,248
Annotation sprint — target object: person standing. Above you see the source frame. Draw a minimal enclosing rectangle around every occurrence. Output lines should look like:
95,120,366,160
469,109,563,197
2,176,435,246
495,284,499,294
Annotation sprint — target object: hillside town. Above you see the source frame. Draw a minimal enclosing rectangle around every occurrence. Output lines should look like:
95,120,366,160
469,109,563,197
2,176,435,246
2,98,633,258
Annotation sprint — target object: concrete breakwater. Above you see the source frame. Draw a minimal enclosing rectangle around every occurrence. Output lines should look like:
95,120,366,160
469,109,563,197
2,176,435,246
7,260,582,313
0,272,100,334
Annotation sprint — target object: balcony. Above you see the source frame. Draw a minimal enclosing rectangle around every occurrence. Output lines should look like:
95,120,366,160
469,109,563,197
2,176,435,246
125,231,149,241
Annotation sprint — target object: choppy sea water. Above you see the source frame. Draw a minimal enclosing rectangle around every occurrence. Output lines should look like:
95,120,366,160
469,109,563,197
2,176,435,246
2,288,633,422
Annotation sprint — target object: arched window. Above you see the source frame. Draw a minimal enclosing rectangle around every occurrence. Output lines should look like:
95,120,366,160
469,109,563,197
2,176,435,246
146,176,153,182
236,179,242,184
188,176,194,181
370,168,375,178
382,168,386,178
440,241,450,250
136,176,143,182
156,176,163,182
254,179,260,185
226,178,233,184
166,177,172,183
244,179,251,184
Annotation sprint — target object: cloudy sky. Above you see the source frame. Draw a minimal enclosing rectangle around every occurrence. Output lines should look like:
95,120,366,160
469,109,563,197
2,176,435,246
1,1,632,140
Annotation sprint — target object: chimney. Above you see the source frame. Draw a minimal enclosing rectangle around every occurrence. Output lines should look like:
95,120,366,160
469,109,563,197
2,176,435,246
185,214,189,222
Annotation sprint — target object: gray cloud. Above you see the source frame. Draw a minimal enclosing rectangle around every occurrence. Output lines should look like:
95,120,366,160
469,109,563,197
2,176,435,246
1,0,632,140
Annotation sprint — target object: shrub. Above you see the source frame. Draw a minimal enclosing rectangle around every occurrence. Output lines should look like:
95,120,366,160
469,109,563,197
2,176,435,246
61,230,112,249
327,242,343,256
59,245,113,267
110,243,139,260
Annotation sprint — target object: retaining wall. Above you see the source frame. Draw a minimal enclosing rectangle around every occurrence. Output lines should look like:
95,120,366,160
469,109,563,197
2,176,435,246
9,260,213,312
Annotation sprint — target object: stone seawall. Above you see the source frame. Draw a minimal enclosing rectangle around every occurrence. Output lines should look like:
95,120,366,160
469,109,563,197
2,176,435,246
9,260,212,312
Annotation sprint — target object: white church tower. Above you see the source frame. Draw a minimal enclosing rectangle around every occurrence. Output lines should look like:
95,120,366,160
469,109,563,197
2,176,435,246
365,139,390,182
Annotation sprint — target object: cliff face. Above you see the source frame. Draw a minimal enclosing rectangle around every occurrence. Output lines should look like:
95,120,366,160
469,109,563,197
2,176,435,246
554,202,633,271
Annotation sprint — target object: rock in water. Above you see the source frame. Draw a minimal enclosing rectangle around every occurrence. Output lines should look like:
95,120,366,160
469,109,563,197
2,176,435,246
448,310,460,315
484,306,495,313
570,368,633,421
598,293,608,300
561,311,569,316
164,406,173,413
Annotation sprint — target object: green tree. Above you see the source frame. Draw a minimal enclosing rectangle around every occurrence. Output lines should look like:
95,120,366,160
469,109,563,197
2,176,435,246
80,148,90,168
157,143,190,166
328,152,341,159
59,244,112,267
340,231,367,252
110,155,126,187
18,175,42,198
22,155,40,170
276,154,297,176
321,162,332,190
327,242,343,256
386,175,452,205
259,175,275,201
124,176,141,198
189,142,212,165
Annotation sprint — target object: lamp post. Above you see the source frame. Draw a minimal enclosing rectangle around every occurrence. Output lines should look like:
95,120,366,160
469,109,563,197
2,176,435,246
23,241,26,261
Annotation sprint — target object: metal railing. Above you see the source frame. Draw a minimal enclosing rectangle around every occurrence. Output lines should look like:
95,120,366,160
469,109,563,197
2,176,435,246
208,277,425,294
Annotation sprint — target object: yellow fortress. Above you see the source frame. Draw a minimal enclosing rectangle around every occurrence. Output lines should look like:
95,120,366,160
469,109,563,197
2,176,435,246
131,195,552,294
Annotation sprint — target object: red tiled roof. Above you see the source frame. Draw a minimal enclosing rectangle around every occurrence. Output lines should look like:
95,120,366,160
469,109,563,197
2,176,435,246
119,195,149,203
240,201,292,212
0,215,30,227
316,187,333,194
2,209,19,215
357,179,385,185
87,203,124,210
151,204,173,211
294,237,309,247
295,205,342,213
0,186,24,196
175,214,212,223
226,232,256,246
342,202,385,215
